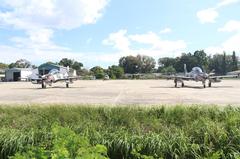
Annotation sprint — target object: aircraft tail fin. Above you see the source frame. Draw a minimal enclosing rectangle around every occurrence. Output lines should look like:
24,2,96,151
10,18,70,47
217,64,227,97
184,64,187,75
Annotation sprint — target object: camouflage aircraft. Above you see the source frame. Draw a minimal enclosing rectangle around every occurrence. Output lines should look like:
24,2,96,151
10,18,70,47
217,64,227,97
165,64,238,88
31,69,79,88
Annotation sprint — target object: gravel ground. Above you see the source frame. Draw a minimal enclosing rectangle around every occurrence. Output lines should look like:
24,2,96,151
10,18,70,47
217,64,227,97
0,79,239,105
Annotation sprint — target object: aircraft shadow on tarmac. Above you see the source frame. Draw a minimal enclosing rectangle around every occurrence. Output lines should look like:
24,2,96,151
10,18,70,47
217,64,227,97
151,85,233,89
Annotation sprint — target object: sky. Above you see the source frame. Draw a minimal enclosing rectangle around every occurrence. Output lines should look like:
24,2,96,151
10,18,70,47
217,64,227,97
0,0,240,68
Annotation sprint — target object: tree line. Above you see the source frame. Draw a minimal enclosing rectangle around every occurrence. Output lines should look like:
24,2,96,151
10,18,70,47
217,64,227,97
158,50,239,75
0,50,239,79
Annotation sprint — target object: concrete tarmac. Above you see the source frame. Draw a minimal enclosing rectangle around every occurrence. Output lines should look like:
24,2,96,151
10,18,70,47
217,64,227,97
0,80,239,105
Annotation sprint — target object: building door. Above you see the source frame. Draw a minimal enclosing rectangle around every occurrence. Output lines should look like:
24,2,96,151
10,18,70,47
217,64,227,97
13,72,20,81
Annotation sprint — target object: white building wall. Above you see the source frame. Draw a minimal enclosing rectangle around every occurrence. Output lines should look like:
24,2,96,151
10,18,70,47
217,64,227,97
21,70,33,80
5,69,33,81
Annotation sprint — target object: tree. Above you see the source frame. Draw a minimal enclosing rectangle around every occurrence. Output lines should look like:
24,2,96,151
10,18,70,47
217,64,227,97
8,59,31,68
193,50,209,70
72,61,83,75
232,51,238,71
137,55,156,73
0,62,8,69
59,58,74,67
158,57,176,67
107,65,124,79
174,53,198,72
78,68,91,76
59,58,83,75
90,66,105,79
158,57,176,73
222,52,226,75
161,66,176,75
119,56,141,74
209,53,232,75
72,61,83,71
209,54,222,74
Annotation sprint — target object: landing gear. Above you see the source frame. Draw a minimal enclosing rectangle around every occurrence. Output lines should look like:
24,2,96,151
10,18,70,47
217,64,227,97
174,79,177,87
41,80,46,89
181,82,184,87
174,79,184,88
202,81,206,88
66,80,70,88
208,81,212,87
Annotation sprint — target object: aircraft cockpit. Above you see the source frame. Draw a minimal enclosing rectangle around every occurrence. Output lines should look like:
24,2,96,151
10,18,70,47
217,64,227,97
49,69,60,75
192,67,203,74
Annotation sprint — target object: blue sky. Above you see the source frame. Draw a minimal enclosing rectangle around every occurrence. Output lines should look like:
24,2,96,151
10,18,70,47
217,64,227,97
0,0,240,68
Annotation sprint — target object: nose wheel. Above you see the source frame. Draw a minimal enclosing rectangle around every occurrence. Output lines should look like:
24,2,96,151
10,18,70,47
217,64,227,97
202,81,206,88
41,80,46,89
181,82,184,87
208,82,212,87
66,80,70,88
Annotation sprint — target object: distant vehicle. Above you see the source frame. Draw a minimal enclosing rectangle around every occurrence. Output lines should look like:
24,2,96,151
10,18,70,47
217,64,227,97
104,74,110,80
31,69,79,88
164,64,238,88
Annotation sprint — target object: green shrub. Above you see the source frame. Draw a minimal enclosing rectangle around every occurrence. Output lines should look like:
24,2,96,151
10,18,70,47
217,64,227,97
1,105,240,158
10,125,108,159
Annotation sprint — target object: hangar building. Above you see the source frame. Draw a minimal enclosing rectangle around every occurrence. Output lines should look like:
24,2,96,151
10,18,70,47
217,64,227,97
5,68,33,81
0,69,5,81
38,63,76,76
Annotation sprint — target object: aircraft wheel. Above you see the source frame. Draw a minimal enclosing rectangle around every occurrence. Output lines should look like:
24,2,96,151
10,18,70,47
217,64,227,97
174,79,177,87
42,81,46,89
181,82,184,87
203,84,206,88
66,83,69,88
208,82,212,87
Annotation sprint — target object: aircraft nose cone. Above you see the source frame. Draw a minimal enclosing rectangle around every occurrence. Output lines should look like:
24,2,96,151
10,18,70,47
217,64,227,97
204,73,208,78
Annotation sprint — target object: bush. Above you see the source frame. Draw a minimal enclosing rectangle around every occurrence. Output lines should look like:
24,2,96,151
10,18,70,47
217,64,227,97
1,105,240,159
10,125,109,159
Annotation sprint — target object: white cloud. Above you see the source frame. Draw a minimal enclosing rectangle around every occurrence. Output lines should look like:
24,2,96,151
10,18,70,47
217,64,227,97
159,28,172,34
102,29,187,59
0,44,81,63
197,8,219,24
218,20,240,32
0,0,109,30
102,29,130,51
0,43,119,68
86,38,93,44
0,0,110,67
217,0,239,7
197,0,239,24
129,32,160,45
206,20,240,54
222,34,240,51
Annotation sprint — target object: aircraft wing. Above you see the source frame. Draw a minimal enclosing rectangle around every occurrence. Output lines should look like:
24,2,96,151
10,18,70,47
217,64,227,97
162,75,193,80
69,76,81,80
209,75,238,79
54,76,81,83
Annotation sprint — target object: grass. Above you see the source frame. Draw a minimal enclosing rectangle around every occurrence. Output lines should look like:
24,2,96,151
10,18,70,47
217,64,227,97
1,104,240,158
